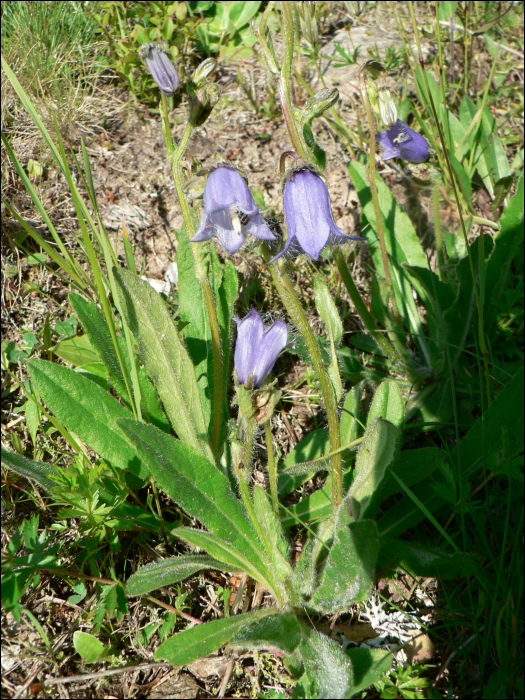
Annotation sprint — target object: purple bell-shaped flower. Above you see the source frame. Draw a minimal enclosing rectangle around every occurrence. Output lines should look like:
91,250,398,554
234,309,288,388
377,119,429,163
191,167,276,254
139,43,179,96
271,167,364,262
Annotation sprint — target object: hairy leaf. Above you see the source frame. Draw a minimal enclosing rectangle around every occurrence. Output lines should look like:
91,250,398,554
126,555,231,596
299,626,354,699
232,612,301,653
366,381,404,430
155,608,278,666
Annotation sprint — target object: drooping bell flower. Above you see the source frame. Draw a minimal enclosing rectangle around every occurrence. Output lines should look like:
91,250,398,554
234,309,288,389
377,119,429,163
191,167,276,254
271,167,364,262
139,43,179,96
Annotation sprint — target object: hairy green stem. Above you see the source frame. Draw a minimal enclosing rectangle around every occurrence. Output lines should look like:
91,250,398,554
265,421,278,513
279,2,308,160
160,94,226,457
267,254,342,507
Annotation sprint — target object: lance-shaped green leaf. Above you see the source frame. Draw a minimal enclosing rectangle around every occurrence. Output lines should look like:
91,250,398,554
312,520,378,613
314,273,344,402
252,485,291,580
299,625,354,699
340,383,362,448
232,612,301,654
114,268,213,462
366,381,404,430
345,418,399,517
69,293,169,432
378,538,481,578
172,528,275,593
28,360,147,478
117,419,270,578
155,607,279,666
126,555,231,596
1,446,58,492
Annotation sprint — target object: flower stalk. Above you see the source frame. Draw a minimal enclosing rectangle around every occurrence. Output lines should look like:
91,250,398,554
159,94,225,460
265,252,343,508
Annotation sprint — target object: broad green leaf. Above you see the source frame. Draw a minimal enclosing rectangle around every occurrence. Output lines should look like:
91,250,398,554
25,397,41,446
366,381,404,430
449,152,473,211
347,418,399,514
278,428,329,496
155,608,278,666
378,538,481,578
299,626,354,699
53,334,99,366
346,647,392,695
363,447,447,519
114,268,213,461
313,520,378,613
173,527,273,591
252,485,291,579
314,274,343,401
1,447,58,491
69,293,169,432
28,360,147,478
126,555,233,596
117,419,270,577
232,612,300,654
484,174,524,324
73,631,104,663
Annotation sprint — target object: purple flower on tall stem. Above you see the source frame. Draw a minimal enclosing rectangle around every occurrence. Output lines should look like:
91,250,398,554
191,167,276,254
271,167,364,262
234,309,288,388
377,119,429,163
139,43,179,96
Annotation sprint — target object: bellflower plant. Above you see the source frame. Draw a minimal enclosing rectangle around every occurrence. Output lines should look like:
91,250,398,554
234,309,288,388
377,119,430,163
191,166,276,253
139,43,179,96
271,166,364,261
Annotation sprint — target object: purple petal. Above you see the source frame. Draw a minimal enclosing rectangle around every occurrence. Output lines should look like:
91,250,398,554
252,320,288,387
209,209,246,253
377,128,400,160
204,167,257,216
248,212,277,241
284,169,331,260
144,46,179,96
378,120,429,163
234,309,264,385
268,226,298,263
191,212,215,242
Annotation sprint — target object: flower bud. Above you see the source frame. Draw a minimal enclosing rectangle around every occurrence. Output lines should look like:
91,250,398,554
234,310,288,389
190,83,221,126
298,1,318,46
138,42,179,96
191,58,217,89
359,59,385,80
302,88,339,123
378,87,398,128
364,79,380,114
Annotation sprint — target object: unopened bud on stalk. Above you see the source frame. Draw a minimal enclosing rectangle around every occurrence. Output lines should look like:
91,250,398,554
191,58,217,89
190,83,221,126
138,42,179,96
405,163,440,188
359,59,385,80
298,1,318,46
364,79,380,114
302,88,339,123
378,87,398,128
